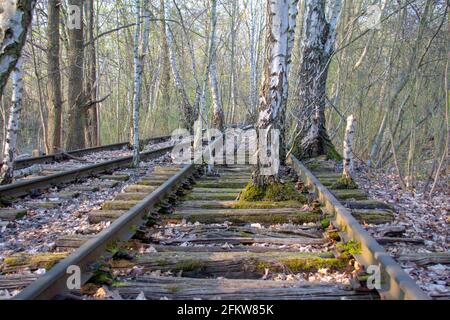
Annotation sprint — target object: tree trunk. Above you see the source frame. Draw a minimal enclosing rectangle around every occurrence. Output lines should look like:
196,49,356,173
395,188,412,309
0,58,24,185
279,0,298,164
46,0,62,154
85,0,99,147
159,0,171,133
292,0,343,160
163,0,194,132
228,0,239,125
209,0,224,132
247,0,258,124
0,0,36,100
132,0,151,167
342,115,356,180
253,0,297,187
66,0,86,150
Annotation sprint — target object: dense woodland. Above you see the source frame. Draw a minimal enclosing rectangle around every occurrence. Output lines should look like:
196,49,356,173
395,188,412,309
0,0,448,191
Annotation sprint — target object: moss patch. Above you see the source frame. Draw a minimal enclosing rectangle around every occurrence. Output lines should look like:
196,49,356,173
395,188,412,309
257,257,347,273
3,252,68,271
320,218,331,229
331,175,358,190
337,240,362,259
231,200,306,209
238,182,307,202
178,212,321,225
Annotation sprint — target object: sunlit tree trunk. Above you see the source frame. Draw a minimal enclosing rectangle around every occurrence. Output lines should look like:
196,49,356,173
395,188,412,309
343,115,356,180
66,0,86,150
228,0,239,125
132,0,151,166
0,58,24,184
253,0,297,187
46,0,62,154
247,0,258,123
209,0,224,131
163,0,194,132
293,0,343,160
0,0,35,100
85,0,99,147
159,0,171,133
279,0,298,163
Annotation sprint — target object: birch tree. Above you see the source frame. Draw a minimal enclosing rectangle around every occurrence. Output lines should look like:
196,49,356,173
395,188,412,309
292,0,343,159
247,0,257,123
0,0,35,100
334,114,358,189
209,0,224,132
250,0,298,188
0,58,24,184
132,0,151,167
163,0,194,132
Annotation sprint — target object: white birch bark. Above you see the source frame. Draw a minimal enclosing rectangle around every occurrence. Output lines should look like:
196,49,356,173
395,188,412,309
254,0,293,185
0,58,24,184
228,0,239,124
132,0,151,167
0,0,36,99
343,115,356,179
209,0,224,132
248,0,257,122
163,0,194,132
257,0,290,129
173,1,201,119
295,0,343,159
280,0,299,161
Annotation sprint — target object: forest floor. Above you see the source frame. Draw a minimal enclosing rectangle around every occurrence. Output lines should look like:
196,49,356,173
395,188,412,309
352,160,449,298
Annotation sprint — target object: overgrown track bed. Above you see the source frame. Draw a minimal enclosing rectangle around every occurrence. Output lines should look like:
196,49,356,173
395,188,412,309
292,156,434,300
0,155,172,260
13,136,171,170
0,143,173,199
0,157,432,300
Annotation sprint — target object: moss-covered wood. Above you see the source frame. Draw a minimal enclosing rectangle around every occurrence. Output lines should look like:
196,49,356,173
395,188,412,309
88,210,126,223
55,235,93,250
238,182,307,202
115,192,149,201
2,252,68,272
124,185,156,193
114,277,378,300
0,209,27,221
331,175,358,190
195,181,248,189
184,192,240,201
170,208,321,225
178,200,307,210
351,209,395,224
343,200,394,210
330,189,367,201
101,201,140,210
100,174,130,181
111,251,343,278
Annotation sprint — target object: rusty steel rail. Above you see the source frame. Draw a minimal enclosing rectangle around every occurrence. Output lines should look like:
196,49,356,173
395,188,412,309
288,155,430,300
15,164,199,300
13,135,171,170
0,145,172,198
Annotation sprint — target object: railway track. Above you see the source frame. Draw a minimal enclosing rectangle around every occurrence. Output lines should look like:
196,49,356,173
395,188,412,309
13,136,171,170
0,141,173,199
0,146,431,300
